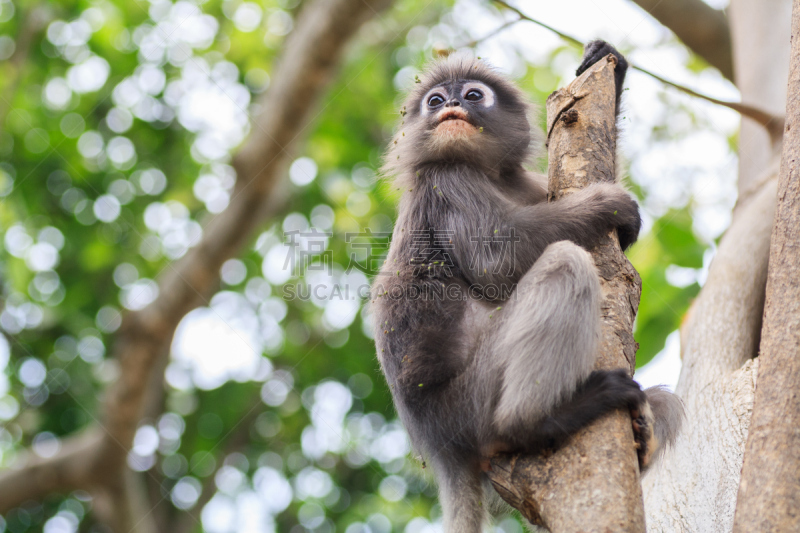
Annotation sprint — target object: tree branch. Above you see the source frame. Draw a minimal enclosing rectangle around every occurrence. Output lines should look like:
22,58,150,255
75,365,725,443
0,0,390,513
632,65,785,144
92,471,159,533
733,1,800,528
488,56,645,531
643,0,791,526
629,0,733,81
0,429,104,512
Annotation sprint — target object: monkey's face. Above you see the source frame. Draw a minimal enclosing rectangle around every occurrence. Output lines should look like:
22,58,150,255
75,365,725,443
383,55,539,181
420,81,494,142
411,78,531,167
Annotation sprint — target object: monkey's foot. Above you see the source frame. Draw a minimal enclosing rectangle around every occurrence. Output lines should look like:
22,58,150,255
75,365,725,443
631,402,658,471
480,440,513,472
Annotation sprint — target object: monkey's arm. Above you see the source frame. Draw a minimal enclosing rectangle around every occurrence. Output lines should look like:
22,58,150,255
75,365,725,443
373,276,471,393
460,183,640,288
515,183,640,253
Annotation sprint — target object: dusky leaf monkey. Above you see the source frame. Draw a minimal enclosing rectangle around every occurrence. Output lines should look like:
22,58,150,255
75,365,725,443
372,41,683,532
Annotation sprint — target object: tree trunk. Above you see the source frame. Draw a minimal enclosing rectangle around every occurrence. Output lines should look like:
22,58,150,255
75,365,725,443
488,55,645,532
733,1,800,529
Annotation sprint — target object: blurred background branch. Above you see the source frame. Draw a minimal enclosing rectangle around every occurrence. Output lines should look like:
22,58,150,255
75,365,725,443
628,0,734,80
0,4,50,125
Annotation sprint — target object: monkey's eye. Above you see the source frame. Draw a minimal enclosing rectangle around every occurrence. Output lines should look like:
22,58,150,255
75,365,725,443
465,89,483,101
427,94,445,107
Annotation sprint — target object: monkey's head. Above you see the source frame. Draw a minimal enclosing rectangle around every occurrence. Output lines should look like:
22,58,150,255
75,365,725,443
383,53,540,184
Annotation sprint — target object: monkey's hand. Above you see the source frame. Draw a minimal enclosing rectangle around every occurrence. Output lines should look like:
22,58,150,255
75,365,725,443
576,40,628,113
584,184,641,250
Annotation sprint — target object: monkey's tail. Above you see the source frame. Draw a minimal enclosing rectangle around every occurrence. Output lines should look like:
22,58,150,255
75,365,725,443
640,385,685,473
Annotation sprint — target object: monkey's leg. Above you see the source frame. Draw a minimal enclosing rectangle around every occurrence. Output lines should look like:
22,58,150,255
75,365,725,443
482,241,645,452
431,455,486,533
489,241,602,432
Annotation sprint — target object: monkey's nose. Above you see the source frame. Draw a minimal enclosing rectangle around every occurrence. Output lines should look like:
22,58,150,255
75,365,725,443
446,99,461,107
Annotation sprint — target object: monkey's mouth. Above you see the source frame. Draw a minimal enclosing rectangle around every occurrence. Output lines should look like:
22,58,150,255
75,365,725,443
434,109,478,137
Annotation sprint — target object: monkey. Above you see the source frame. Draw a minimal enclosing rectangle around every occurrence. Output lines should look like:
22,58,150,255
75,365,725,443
370,41,684,532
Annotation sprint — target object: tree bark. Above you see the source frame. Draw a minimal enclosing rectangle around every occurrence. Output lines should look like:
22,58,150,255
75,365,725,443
488,55,645,532
0,0,390,515
733,2,800,529
629,0,733,81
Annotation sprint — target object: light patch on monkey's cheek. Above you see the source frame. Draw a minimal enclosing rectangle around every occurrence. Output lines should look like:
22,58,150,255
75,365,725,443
462,82,495,108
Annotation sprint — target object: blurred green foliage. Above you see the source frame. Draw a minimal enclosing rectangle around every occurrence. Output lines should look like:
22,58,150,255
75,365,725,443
631,207,702,366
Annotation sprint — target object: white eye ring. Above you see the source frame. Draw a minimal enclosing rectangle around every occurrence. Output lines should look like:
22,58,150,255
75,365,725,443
427,93,446,107
420,87,447,116
462,82,494,108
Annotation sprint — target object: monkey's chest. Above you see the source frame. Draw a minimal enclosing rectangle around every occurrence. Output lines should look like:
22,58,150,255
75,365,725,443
402,232,462,281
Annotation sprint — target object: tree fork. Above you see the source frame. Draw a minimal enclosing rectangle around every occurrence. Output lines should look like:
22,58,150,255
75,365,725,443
487,55,645,532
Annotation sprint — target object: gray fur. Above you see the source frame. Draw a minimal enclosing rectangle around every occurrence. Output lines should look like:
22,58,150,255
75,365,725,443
491,243,600,432
372,48,682,532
